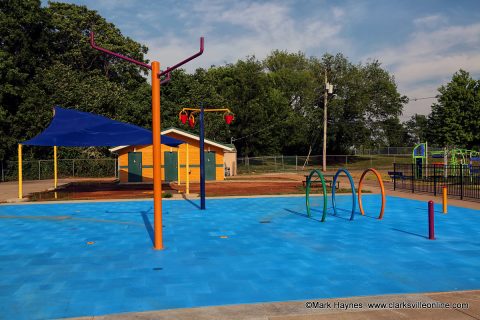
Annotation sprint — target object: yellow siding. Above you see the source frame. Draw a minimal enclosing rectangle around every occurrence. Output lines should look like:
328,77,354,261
117,131,226,183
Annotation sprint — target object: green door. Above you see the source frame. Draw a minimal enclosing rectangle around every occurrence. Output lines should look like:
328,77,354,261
128,152,142,182
164,152,178,182
205,151,216,181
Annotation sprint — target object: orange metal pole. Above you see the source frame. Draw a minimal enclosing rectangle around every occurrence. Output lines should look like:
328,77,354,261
152,61,163,250
358,168,386,219
442,186,448,214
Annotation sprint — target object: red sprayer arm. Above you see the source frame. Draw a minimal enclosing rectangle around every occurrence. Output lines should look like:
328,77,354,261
158,37,204,77
90,32,204,82
160,71,171,85
89,32,152,70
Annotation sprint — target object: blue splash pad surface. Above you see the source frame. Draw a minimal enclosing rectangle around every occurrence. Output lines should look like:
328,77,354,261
0,195,479,319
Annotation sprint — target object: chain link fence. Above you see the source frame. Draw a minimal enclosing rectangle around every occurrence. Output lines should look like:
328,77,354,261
0,159,117,182
237,154,414,174
355,146,443,155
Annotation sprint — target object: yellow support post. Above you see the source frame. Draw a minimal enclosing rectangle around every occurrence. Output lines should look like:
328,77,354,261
18,144,22,199
177,146,181,186
54,146,58,189
442,186,448,214
186,143,190,195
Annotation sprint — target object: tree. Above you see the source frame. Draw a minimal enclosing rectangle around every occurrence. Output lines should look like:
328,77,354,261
0,0,50,160
404,114,428,144
0,1,409,161
427,70,480,149
313,55,407,153
0,1,151,161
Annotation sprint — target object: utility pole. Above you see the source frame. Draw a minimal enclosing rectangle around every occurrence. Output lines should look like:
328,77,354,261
322,71,334,172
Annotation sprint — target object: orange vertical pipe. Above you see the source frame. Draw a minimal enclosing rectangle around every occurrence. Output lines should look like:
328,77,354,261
18,144,22,199
151,61,163,250
442,186,448,214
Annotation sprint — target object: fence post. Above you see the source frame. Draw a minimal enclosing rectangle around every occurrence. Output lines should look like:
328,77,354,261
274,156,277,171
460,164,464,200
1,161,4,182
295,155,298,171
282,155,284,171
345,155,348,168
433,164,437,196
38,161,41,180
72,159,75,177
411,163,415,193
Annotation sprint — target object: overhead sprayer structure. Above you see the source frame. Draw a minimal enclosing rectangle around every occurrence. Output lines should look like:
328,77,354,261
178,104,234,210
90,32,204,250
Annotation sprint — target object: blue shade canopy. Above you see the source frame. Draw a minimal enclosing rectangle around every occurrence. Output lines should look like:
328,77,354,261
22,106,184,147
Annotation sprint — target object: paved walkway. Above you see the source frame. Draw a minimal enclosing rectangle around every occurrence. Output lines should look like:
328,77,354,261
0,179,63,202
369,181,480,210
71,290,480,320
0,178,113,203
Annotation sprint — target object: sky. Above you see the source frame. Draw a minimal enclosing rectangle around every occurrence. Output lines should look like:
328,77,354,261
42,0,480,120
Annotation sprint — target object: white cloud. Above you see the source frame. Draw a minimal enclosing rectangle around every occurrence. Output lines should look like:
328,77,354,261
413,14,447,29
141,1,348,72
366,22,480,120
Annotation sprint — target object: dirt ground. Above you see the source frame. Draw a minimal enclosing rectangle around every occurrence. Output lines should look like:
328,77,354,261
25,171,378,201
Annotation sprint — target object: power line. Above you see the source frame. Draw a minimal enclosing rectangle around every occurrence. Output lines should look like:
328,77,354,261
410,96,437,101
230,116,290,143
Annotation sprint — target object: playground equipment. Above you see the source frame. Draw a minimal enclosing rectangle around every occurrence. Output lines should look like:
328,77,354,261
413,142,428,166
358,168,385,219
178,105,234,210
305,167,385,222
412,142,428,178
305,169,328,221
90,32,204,250
332,168,356,220
413,143,480,179
413,143,480,167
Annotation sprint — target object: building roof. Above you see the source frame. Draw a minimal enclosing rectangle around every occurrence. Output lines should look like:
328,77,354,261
109,127,236,153
22,106,184,147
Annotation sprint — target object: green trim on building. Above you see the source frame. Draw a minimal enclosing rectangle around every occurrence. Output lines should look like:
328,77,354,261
123,164,223,169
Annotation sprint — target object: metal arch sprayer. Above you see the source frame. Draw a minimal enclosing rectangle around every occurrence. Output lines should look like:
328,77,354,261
89,31,205,250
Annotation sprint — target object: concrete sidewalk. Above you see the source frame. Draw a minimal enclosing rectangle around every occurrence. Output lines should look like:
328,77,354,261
0,178,113,203
71,290,480,320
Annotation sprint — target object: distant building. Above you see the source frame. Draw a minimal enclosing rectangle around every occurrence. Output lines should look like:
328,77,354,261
110,127,237,183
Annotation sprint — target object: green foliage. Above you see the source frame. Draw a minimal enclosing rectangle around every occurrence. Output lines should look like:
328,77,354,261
427,70,480,149
0,1,150,161
404,114,428,144
1,0,409,161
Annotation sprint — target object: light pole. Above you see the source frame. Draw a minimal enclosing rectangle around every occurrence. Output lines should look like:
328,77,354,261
322,71,334,172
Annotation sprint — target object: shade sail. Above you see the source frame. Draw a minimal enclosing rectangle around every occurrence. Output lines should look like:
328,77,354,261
22,106,184,147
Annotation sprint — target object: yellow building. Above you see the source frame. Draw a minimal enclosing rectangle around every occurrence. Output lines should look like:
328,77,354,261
110,127,236,183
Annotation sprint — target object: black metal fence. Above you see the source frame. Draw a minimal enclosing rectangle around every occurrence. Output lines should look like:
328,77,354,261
392,163,480,200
